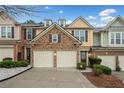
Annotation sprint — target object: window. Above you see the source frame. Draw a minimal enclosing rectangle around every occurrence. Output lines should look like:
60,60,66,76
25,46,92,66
80,51,86,62
116,33,121,44
26,28,33,40
74,30,85,42
122,33,124,44
111,33,114,44
110,32,124,45
0,26,12,38
52,34,58,43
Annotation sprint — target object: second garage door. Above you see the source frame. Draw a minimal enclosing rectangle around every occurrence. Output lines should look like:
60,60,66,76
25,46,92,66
34,51,53,67
98,56,115,70
57,51,77,67
119,56,124,71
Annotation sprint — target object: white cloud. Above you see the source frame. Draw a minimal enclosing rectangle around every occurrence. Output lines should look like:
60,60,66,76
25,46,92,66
90,22,97,25
99,9,116,17
66,20,72,24
45,6,50,9
88,16,97,20
101,16,115,23
59,10,63,14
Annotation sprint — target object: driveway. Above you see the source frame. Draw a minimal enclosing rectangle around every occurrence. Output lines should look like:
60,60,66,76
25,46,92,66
113,71,124,81
0,68,95,88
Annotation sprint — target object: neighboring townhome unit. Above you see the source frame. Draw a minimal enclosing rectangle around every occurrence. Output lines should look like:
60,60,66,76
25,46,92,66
92,16,124,70
23,17,93,68
0,11,22,61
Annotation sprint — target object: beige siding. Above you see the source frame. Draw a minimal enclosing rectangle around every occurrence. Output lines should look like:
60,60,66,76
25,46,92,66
36,29,44,35
68,19,90,28
66,29,93,47
0,14,21,40
93,33,100,46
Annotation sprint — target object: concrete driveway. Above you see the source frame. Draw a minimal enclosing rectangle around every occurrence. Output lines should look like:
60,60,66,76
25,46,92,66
0,68,95,88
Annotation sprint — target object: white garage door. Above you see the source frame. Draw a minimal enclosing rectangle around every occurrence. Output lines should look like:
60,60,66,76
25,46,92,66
57,51,77,67
0,48,14,61
119,56,124,71
98,56,115,70
34,51,53,67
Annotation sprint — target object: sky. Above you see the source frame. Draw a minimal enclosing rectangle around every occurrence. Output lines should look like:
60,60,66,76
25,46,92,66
15,5,124,27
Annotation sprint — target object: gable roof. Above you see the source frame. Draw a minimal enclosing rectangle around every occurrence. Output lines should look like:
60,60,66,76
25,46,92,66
30,22,82,44
0,11,19,24
67,16,94,28
106,16,124,28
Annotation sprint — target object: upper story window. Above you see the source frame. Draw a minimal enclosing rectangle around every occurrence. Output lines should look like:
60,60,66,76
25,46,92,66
26,28,33,40
52,34,58,43
0,26,12,38
110,32,124,45
74,30,86,42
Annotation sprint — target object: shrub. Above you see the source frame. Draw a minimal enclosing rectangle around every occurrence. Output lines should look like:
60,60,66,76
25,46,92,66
116,66,121,71
20,61,29,67
93,65,103,76
100,65,112,75
93,64,112,75
89,57,102,68
0,60,29,68
77,62,86,70
3,57,13,61
0,60,15,68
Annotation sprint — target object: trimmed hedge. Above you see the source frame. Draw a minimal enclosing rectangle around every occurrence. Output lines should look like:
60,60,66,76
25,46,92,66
77,62,86,70
0,60,29,68
93,64,112,75
3,57,13,61
89,57,102,68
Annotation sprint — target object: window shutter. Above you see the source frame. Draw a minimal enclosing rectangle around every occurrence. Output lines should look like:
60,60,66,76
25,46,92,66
85,30,88,42
24,28,26,40
58,34,61,43
11,27,14,38
72,30,74,36
33,28,36,39
49,34,52,43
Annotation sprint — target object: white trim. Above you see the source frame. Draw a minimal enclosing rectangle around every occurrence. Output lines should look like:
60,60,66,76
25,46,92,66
30,23,81,44
109,31,124,47
74,29,86,42
0,26,12,39
26,28,33,40
52,34,58,43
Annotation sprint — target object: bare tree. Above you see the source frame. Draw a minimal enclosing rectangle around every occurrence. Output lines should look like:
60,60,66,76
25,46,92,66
0,5,37,17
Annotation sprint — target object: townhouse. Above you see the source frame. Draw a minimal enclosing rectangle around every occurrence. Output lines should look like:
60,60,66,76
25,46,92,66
0,11,124,70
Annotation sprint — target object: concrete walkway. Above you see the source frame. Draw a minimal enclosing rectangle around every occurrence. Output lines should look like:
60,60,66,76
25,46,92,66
113,71,124,81
0,68,95,88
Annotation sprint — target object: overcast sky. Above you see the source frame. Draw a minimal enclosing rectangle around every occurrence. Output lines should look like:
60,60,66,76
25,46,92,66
15,5,124,27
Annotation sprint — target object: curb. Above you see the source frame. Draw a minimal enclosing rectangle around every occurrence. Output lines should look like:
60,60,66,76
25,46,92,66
0,67,32,82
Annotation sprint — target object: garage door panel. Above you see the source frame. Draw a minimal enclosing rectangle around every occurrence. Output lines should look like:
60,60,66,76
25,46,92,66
98,56,115,70
0,48,14,61
34,51,53,67
119,56,124,71
57,51,76,67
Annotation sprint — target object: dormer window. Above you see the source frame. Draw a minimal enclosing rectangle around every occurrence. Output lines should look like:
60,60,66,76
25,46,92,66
58,19,66,27
44,19,52,27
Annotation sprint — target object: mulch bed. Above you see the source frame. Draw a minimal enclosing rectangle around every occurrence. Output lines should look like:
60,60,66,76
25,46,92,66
83,72,124,88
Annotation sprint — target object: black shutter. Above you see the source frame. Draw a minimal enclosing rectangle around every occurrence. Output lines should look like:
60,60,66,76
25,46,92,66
33,28,36,39
85,30,88,42
58,34,61,43
72,30,74,36
49,34,52,43
24,28,26,40
11,27,14,38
